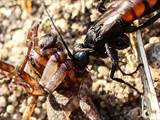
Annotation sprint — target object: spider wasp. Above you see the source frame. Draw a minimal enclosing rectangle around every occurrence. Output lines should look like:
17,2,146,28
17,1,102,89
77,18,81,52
73,0,160,95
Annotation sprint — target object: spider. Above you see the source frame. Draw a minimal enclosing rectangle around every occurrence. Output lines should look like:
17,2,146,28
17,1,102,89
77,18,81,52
0,21,101,120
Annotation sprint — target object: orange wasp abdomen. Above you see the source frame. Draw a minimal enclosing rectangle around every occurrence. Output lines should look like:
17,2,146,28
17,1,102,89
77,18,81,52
122,0,160,23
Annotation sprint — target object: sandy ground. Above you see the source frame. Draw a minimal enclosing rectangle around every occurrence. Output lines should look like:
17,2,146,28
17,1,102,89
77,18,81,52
0,0,160,120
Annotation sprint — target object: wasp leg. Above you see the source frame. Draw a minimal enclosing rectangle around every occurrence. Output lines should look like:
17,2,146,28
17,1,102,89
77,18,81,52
110,61,142,95
97,0,106,13
105,44,142,95
123,12,160,33
138,12,160,30
118,63,142,76
78,72,102,120
22,96,37,120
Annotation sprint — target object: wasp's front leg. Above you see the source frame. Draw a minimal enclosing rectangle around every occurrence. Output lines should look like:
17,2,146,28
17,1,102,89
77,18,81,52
78,72,101,120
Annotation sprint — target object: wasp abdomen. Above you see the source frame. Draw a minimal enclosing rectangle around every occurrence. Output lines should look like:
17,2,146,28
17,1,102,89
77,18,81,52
122,0,160,23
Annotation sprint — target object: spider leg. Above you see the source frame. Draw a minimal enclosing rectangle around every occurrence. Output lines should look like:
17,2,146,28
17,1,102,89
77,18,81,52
18,39,33,73
39,51,71,93
61,71,101,120
47,93,76,120
63,96,80,120
27,22,41,53
78,72,102,120
0,60,45,95
0,60,16,75
16,70,45,95
22,96,37,120
19,22,41,73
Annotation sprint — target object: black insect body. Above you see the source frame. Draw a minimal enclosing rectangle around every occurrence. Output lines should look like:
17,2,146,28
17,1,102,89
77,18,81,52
84,0,160,49
42,0,160,95
74,0,160,95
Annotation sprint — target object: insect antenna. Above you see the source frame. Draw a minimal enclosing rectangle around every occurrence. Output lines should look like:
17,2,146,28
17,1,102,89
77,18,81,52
41,1,73,58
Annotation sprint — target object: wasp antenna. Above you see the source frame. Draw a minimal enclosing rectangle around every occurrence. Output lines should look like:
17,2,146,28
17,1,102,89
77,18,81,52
41,0,73,58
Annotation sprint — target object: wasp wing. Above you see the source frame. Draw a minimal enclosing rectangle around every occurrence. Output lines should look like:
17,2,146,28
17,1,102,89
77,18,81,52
94,0,140,37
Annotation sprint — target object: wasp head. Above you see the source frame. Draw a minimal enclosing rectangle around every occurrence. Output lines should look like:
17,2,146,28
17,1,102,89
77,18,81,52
72,51,89,74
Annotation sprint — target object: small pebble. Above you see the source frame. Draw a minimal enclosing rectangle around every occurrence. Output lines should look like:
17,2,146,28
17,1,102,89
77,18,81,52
19,100,27,113
34,107,41,115
92,80,107,91
0,96,6,107
0,8,12,17
27,97,34,104
0,48,8,59
12,30,26,46
13,113,21,120
12,101,18,106
13,90,21,97
0,84,10,96
149,37,160,44
8,94,17,103
55,19,69,32
86,0,93,9
6,105,15,114
42,102,47,110
126,107,141,120
30,117,37,120
3,112,9,118
146,42,160,68
90,9,99,22
37,101,42,108
100,101,107,108
38,96,45,102
98,66,109,78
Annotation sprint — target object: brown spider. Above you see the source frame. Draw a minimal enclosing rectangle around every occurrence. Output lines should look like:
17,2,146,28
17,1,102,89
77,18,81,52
0,22,101,120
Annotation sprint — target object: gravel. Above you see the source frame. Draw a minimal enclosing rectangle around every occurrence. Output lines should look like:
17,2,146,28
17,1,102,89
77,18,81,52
0,96,7,108
6,105,15,114
0,0,160,120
